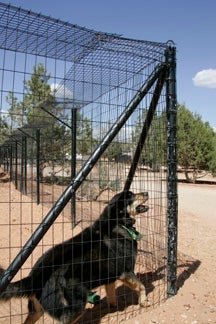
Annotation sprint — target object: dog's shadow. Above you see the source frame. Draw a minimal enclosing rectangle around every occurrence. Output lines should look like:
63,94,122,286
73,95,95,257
76,256,201,323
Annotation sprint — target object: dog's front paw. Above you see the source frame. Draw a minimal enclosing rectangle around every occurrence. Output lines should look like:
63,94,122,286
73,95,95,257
139,294,151,308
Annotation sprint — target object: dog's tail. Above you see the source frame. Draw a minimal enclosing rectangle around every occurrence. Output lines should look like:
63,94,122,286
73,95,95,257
0,267,32,301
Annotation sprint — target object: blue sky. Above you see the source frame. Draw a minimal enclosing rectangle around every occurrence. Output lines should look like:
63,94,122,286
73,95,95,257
1,0,216,128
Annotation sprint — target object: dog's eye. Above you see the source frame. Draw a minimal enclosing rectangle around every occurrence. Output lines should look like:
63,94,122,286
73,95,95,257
125,191,134,201
126,191,133,197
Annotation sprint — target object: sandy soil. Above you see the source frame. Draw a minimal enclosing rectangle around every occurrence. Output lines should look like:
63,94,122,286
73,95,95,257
126,182,216,324
0,173,215,323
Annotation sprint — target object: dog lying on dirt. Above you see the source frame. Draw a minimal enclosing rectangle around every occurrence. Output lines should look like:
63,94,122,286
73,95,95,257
0,190,149,323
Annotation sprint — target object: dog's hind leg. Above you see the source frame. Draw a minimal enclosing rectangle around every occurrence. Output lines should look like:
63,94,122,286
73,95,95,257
40,279,87,324
120,272,149,307
24,296,44,324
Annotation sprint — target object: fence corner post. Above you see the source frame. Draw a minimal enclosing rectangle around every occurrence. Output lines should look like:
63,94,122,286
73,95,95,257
165,46,178,297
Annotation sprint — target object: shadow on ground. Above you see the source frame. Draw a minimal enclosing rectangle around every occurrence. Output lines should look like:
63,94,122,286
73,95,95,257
76,252,201,323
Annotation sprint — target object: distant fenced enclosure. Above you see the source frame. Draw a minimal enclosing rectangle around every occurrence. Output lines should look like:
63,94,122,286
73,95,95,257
0,2,177,323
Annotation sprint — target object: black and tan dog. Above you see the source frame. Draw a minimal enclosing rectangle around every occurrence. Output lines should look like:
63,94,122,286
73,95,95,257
0,190,149,323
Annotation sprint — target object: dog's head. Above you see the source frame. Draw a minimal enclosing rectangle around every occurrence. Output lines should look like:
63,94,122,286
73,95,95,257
101,190,149,226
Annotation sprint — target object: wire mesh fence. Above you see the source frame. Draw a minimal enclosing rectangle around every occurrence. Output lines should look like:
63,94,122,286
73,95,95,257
0,2,177,323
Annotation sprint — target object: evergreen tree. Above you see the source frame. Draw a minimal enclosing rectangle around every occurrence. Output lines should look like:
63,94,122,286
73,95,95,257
177,104,216,181
131,109,166,170
76,113,94,155
5,63,94,179
0,118,9,144
132,104,216,181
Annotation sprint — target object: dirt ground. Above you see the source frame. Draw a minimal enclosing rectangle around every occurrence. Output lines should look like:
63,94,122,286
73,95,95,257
126,182,216,324
0,173,215,323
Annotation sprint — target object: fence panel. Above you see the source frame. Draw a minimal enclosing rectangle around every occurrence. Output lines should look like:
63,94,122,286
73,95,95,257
0,3,177,323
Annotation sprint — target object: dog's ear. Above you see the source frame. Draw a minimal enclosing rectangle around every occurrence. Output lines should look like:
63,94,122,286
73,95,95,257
108,191,132,209
115,191,134,208
100,191,134,221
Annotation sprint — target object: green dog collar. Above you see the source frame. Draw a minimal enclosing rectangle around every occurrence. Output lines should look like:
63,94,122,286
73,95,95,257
120,225,143,241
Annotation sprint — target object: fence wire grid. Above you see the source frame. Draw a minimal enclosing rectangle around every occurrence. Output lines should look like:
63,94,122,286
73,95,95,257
0,2,177,323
